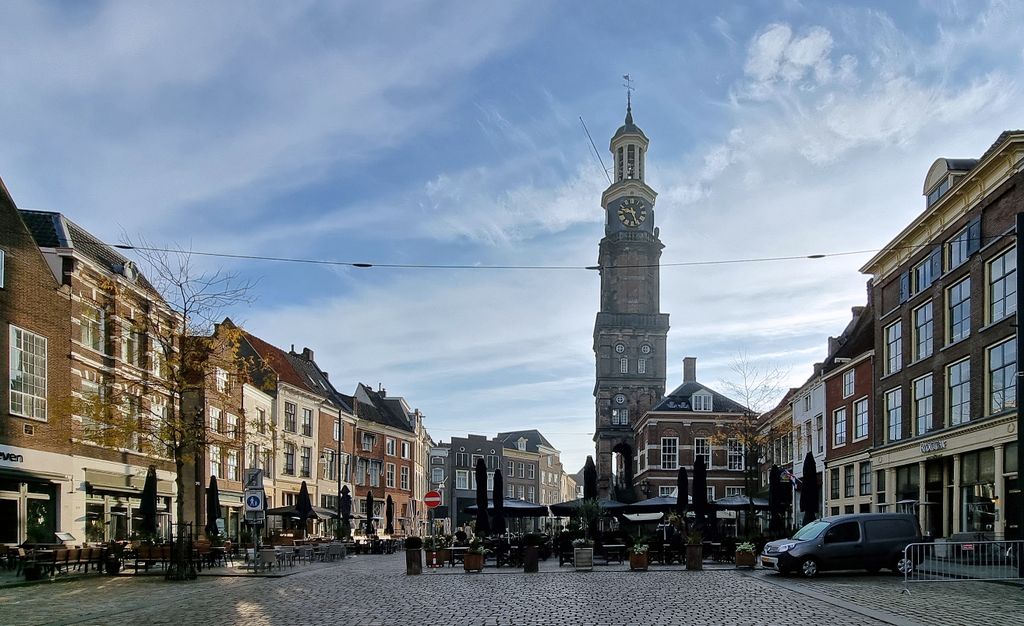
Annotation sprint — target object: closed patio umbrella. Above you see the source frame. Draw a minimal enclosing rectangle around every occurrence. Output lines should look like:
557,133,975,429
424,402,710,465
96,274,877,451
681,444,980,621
583,456,597,501
492,469,506,535
692,457,708,531
385,495,395,536
340,485,352,538
800,452,819,526
364,491,375,536
675,466,688,519
296,481,313,538
768,465,783,537
474,458,490,535
205,475,221,538
139,465,158,539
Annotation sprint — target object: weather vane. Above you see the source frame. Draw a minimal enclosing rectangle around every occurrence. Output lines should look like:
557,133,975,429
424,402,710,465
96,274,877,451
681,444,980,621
622,74,634,108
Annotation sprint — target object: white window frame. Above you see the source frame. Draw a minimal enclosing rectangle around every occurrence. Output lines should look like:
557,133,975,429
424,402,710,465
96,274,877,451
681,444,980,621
693,437,711,469
455,469,469,490
913,301,934,360
948,358,971,426
386,462,396,488
9,325,47,420
209,406,222,433
81,305,104,353
619,357,628,374
842,371,854,398
947,226,970,270
400,466,410,490
833,407,847,447
401,441,410,459
947,278,971,344
884,321,902,375
528,465,535,479
988,337,1016,414
431,467,444,484
661,437,679,470
638,358,646,374
988,247,1017,323
913,374,933,436
886,388,902,442
726,486,745,497
854,398,869,440
215,367,228,392
227,449,239,481
727,438,743,470
692,393,712,412
386,438,396,456
209,445,221,478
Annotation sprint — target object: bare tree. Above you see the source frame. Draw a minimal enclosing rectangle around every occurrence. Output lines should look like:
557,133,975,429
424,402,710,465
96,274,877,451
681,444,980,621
711,352,792,538
73,238,255,578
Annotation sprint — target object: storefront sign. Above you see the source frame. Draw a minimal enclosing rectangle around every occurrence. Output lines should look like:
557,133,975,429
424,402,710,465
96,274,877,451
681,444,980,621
921,440,947,453
0,451,25,463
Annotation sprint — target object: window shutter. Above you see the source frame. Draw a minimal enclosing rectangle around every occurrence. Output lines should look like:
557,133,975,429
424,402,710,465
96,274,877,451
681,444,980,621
929,247,942,282
966,216,982,255
899,271,910,303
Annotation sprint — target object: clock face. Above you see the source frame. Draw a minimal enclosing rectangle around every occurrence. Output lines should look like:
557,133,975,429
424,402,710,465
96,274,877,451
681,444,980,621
617,197,647,228
614,394,626,405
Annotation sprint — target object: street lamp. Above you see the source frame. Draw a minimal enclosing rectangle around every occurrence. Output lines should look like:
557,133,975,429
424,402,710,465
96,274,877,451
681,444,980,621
641,479,651,498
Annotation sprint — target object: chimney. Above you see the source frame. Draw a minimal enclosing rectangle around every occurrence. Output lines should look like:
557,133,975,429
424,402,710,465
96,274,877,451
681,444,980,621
828,336,840,354
302,347,314,362
682,357,697,383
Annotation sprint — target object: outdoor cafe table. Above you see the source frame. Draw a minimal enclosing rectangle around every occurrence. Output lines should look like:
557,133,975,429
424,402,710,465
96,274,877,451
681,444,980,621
449,546,467,567
603,544,626,564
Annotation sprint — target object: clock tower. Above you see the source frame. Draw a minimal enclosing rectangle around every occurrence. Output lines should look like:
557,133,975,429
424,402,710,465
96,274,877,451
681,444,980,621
593,101,669,499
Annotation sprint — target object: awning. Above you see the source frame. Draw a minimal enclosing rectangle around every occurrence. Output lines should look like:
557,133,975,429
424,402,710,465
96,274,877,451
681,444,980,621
84,469,174,497
621,512,664,523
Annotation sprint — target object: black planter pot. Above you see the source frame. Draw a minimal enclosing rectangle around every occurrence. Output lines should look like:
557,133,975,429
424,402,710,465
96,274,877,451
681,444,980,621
405,548,423,575
104,558,122,576
523,546,539,573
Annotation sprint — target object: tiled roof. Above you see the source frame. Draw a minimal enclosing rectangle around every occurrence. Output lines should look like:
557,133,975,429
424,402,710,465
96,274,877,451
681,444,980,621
241,331,318,395
354,384,414,433
651,381,750,414
285,351,350,411
20,209,159,295
496,429,554,452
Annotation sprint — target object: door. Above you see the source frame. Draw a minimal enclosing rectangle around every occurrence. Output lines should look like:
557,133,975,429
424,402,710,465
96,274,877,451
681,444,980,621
0,496,19,545
822,521,862,570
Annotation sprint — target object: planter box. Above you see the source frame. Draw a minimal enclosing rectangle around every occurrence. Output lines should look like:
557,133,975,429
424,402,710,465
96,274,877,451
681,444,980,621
629,552,649,571
735,551,756,569
463,552,484,572
425,549,450,568
523,546,539,573
405,549,423,575
685,545,703,571
574,548,593,571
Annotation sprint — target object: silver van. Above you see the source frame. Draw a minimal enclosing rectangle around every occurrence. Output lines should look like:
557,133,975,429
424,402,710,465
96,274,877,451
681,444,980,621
760,513,922,577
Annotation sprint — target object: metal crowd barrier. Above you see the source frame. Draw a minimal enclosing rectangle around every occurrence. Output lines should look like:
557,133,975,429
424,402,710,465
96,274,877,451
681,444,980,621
903,540,1023,593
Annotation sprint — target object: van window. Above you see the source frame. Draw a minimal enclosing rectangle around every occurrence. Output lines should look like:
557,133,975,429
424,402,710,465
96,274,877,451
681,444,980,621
824,521,860,543
864,519,914,540
793,520,830,540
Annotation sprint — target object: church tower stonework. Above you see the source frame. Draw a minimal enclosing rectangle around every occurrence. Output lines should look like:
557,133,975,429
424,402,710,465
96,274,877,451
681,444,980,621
593,103,669,499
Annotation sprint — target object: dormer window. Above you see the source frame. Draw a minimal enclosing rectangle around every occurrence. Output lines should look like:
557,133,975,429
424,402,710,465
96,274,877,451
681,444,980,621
517,438,527,451
926,177,951,207
692,392,712,412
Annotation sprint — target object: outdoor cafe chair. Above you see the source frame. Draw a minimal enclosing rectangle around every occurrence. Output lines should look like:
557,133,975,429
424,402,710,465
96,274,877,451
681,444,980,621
277,546,297,567
256,548,277,572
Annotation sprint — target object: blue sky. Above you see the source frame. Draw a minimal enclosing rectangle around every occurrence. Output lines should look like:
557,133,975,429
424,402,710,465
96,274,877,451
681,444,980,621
3,1,1023,472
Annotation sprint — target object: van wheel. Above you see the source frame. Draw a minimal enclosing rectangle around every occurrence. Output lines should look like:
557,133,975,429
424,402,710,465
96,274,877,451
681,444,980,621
893,556,914,575
799,557,819,578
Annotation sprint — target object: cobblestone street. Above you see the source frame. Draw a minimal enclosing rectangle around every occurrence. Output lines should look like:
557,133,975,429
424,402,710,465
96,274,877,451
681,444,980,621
1,555,1021,626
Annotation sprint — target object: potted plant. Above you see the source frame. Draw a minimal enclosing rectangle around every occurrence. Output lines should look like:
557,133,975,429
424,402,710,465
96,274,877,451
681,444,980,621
463,538,486,572
629,541,649,571
522,533,542,573
735,541,756,568
685,531,703,571
404,536,423,575
423,536,451,568
104,541,125,576
572,538,594,572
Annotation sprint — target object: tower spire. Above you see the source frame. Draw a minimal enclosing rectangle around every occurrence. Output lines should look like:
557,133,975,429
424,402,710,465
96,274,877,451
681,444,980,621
622,74,634,125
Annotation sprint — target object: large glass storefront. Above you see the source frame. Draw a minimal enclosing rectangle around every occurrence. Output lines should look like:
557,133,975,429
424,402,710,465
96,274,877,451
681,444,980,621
85,492,172,543
1005,443,1020,540
0,476,58,546
960,449,996,533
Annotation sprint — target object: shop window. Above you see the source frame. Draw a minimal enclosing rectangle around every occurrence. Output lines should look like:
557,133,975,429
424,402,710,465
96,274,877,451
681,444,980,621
961,449,996,533
859,462,872,496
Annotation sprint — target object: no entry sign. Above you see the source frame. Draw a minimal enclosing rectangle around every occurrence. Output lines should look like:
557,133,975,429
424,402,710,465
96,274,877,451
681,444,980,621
424,490,442,508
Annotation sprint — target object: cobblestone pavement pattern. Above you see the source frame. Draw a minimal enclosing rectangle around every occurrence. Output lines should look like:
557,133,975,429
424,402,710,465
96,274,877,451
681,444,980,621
1,556,1021,626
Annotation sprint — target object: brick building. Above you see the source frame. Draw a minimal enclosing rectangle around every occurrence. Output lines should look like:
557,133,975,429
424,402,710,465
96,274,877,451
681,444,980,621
0,178,75,547
860,130,1023,539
